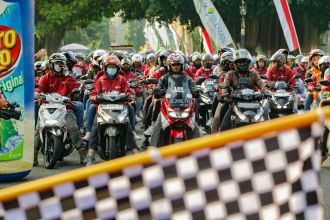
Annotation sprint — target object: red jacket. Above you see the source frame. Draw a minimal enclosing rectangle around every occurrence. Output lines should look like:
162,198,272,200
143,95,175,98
90,72,133,99
185,66,201,80
250,66,267,76
149,67,168,80
35,71,79,96
120,71,142,95
266,66,296,87
35,71,79,109
195,66,214,79
294,65,306,81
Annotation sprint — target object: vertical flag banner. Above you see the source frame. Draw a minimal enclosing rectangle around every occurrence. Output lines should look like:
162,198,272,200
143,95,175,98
168,24,180,51
144,22,159,51
0,109,328,219
201,28,214,54
273,0,301,52
193,0,235,47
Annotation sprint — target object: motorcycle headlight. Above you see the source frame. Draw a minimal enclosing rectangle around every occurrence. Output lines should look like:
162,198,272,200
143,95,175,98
233,106,247,122
168,108,191,119
45,119,58,125
253,108,264,122
118,109,128,122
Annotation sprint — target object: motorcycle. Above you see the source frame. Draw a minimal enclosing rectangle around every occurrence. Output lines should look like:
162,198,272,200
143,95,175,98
304,77,322,110
95,92,131,160
155,77,197,146
37,93,75,169
195,75,218,133
229,88,266,128
267,74,300,118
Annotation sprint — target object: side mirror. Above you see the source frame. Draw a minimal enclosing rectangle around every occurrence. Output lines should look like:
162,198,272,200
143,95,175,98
259,75,268,80
84,79,94,85
210,74,219,80
319,80,330,86
148,78,158,84
304,78,313,83
195,77,206,85
293,74,301,79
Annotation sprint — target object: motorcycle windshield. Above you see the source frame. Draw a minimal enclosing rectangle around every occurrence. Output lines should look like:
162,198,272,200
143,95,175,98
166,75,192,108
275,81,287,90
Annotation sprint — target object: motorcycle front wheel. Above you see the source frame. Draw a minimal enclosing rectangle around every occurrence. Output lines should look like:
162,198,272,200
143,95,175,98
104,135,121,160
44,135,62,169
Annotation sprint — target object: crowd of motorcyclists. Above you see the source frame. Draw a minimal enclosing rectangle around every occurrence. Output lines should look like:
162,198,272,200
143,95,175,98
26,45,330,168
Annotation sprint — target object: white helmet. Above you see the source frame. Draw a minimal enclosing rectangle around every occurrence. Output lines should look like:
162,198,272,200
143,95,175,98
300,56,308,63
93,49,107,59
132,54,143,63
192,53,202,62
319,55,330,66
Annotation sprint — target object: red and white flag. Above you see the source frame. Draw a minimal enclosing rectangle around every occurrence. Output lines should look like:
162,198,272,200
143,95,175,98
273,0,301,52
201,28,214,54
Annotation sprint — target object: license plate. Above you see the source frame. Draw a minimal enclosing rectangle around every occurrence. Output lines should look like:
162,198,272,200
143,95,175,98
238,102,260,109
102,104,124,110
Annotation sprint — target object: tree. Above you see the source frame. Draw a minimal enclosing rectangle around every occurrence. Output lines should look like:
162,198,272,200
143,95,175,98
37,0,330,54
61,18,110,51
36,0,120,53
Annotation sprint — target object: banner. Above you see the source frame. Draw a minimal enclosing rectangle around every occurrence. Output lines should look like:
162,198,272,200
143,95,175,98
0,108,328,219
154,22,171,49
168,24,180,51
201,28,214,54
273,0,301,52
193,0,235,48
143,22,159,51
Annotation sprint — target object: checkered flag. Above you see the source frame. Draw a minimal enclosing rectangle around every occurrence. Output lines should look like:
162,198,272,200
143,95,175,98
0,122,324,219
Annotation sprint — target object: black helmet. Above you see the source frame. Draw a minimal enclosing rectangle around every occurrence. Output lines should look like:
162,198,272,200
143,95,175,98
49,53,66,76
62,51,77,71
270,53,286,63
233,49,251,73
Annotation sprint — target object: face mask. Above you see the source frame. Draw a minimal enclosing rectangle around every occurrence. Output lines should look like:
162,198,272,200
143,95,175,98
54,64,61,72
106,67,117,79
204,63,212,69
122,66,130,72
193,63,202,68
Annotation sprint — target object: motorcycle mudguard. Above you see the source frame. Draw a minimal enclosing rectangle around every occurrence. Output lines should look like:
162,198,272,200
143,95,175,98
105,126,119,137
39,128,62,143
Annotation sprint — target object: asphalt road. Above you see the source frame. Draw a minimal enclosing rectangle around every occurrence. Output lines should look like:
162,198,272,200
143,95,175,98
1,122,330,218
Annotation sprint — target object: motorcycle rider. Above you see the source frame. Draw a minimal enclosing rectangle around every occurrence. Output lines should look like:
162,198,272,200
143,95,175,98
86,49,107,79
149,49,171,80
131,54,147,75
220,49,269,131
150,53,201,146
185,53,202,79
195,53,214,79
62,51,85,134
294,56,308,81
287,55,296,69
211,51,235,133
318,56,330,162
143,53,158,79
34,53,87,166
251,55,268,76
264,52,298,118
120,57,142,140
86,55,139,166
304,49,324,110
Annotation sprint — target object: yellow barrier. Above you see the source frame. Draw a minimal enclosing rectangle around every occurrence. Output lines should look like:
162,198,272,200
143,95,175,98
0,107,329,203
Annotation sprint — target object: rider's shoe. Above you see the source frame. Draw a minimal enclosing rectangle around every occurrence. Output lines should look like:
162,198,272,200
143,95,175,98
86,155,96,166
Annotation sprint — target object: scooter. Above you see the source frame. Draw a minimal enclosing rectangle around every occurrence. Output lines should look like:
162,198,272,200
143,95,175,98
154,76,197,146
267,74,300,118
37,93,75,169
229,88,266,128
95,92,131,160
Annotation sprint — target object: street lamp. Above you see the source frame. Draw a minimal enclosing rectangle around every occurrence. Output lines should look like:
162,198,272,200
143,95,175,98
240,0,247,48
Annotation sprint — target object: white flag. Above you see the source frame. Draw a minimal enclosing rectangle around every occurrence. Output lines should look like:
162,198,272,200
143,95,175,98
193,0,235,47
144,22,159,51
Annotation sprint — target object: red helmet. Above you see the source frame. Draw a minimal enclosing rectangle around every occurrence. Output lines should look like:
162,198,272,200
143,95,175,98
103,55,121,70
167,53,184,66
